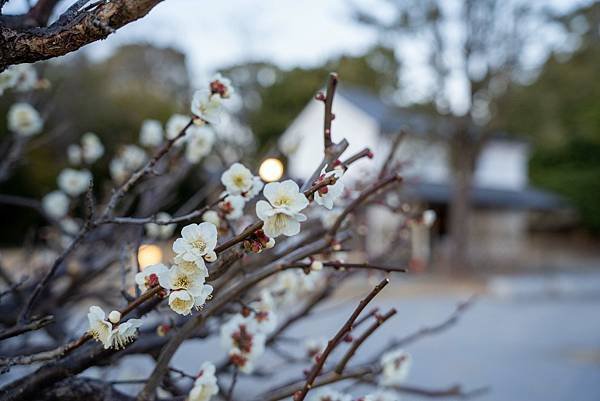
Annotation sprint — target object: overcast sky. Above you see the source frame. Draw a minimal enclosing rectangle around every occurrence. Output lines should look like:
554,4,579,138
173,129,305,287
3,0,586,74
5,0,595,111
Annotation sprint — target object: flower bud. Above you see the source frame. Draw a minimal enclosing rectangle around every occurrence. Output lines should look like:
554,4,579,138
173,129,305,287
108,310,121,324
265,238,276,249
310,260,323,271
204,251,217,262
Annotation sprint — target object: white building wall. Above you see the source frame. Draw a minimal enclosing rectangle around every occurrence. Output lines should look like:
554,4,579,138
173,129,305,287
474,140,529,190
281,94,529,191
280,95,381,181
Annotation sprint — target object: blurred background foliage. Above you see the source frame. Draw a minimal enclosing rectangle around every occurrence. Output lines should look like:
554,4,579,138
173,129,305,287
496,3,600,231
222,45,399,151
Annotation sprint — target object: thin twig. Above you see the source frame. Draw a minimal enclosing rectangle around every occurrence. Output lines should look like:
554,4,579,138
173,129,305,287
293,278,389,401
334,309,397,374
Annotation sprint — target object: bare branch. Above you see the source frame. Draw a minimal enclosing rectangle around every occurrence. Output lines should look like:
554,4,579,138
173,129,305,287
293,278,389,401
0,0,163,70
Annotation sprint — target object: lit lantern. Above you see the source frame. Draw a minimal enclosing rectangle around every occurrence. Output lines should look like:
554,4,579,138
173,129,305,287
138,244,163,269
258,158,284,182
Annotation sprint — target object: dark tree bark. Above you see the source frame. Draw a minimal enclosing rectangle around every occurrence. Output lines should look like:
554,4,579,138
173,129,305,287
0,0,162,71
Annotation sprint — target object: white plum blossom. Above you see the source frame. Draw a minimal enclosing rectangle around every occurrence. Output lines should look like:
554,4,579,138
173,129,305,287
145,212,176,240
134,263,168,292
110,145,146,183
68,133,104,165
67,144,82,165
188,362,219,401
110,318,143,349
191,89,222,125
57,168,92,197
0,68,19,95
121,145,147,170
185,125,215,163
209,73,234,99
7,103,43,136
173,223,218,261
158,265,207,297
166,113,190,142
219,195,245,221
42,191,69,219
380,348,412,386
308,388,351,401
158,264,213,315
0,64,38,94
87,306,112,348
87,306,142,349
109,158,127,183
139,119,164,147
220,314,266,374
221,163,254,196
202,210,221,227
60,218,80,235
270,270,321,305
314,168,345,210
12,64,38,92
81,132,104,163
168,290,196,316
247,290,278,334
242,177,264,201
173,253,208,278
255,180,308,238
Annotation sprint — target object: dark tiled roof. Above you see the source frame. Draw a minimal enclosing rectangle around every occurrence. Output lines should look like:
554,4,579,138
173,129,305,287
337,86,449,135
337,86,526,142
402,181,566,210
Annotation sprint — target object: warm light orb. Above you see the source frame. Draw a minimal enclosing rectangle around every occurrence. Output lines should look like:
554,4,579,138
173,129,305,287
259,158,284,182
138,244,163,269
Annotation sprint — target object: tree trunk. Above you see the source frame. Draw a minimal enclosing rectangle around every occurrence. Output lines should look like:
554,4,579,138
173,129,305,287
447,131,478,274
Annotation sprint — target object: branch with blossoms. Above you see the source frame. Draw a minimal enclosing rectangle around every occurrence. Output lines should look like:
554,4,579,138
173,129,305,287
0,68,484,401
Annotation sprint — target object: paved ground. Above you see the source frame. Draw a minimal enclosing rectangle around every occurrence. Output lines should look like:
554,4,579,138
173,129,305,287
6,273,600,401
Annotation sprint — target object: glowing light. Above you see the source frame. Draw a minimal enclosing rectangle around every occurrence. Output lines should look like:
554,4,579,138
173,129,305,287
259,158,284,182
138,244,162,269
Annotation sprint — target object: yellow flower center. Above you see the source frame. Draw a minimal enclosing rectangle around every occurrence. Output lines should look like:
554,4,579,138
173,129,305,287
233,175,246,188
173,274,191,289
171,297,190,311
89,323,110,342
191,238,207,253
273,195,292,207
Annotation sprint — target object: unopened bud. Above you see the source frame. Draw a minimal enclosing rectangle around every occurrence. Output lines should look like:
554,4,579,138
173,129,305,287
157,324,171,336
204,251,217,262
310,260,323,271
108,310,121,324
265,238,276,249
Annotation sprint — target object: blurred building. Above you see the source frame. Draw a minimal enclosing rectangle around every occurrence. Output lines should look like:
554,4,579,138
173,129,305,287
280,87,598,272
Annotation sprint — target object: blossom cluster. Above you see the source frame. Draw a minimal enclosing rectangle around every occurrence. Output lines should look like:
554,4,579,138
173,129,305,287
187,362,219,401
3,67,429,401
87,306,142,350
220,290,277,373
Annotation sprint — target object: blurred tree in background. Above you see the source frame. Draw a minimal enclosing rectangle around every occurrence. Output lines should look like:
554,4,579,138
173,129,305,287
496,3,600,232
